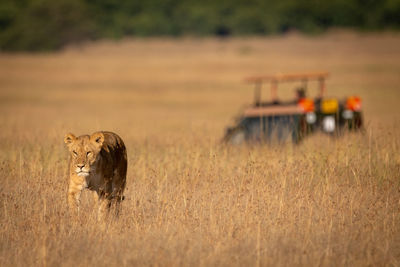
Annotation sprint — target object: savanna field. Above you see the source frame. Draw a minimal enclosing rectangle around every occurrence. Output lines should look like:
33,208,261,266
0,31,400,266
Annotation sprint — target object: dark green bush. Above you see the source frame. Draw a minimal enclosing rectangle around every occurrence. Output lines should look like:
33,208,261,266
1,0,399,51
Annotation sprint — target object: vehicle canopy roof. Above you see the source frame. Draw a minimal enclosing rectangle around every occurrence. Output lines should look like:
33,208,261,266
244,71,329,104
245,72,329,83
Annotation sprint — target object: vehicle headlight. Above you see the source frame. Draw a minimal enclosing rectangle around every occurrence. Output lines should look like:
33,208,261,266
322,116,335,133
342,109,353,120
306,112,316,124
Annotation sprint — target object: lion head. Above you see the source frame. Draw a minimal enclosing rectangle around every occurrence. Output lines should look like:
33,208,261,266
64,132,105,177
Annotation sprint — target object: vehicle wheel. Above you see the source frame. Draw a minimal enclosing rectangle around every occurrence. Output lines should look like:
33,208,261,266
354,112,363,130
226,128,246,145
293,116,308,144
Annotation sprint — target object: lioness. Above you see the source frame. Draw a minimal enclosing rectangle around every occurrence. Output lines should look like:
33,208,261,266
64,131,127,218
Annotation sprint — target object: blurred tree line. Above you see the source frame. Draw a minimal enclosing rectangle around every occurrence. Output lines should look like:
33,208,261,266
1,0,399,51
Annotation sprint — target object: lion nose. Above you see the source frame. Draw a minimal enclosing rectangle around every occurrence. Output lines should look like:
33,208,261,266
77,164,85,169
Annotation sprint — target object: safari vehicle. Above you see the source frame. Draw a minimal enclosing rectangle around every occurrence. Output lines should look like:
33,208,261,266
223,72,363,144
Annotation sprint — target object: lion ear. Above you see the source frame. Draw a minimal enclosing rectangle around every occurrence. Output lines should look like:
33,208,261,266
90,132,104,148
64,133,76,146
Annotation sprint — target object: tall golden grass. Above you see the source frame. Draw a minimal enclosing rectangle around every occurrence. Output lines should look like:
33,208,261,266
0,31,399,266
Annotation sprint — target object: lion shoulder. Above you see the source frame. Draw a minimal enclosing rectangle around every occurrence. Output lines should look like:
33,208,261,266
97,131,127,178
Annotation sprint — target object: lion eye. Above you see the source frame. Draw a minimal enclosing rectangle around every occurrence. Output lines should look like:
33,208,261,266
86,151,92,156
73,151,78,156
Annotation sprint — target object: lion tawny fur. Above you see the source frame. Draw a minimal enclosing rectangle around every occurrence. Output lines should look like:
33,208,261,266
64,131,127,218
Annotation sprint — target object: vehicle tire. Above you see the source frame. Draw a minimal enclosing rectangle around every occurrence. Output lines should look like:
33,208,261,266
226,127,246,145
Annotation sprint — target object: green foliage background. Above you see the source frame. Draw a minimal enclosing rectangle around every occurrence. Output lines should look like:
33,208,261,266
1,0,400,51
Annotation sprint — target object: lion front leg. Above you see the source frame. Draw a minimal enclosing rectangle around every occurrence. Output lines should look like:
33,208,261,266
112,190,125,217
92,191,99,206
68,188,82,215
97,197,111,221
68,182,83,215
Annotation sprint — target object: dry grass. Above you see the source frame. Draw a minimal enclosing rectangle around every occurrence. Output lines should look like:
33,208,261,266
0,31,400,266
